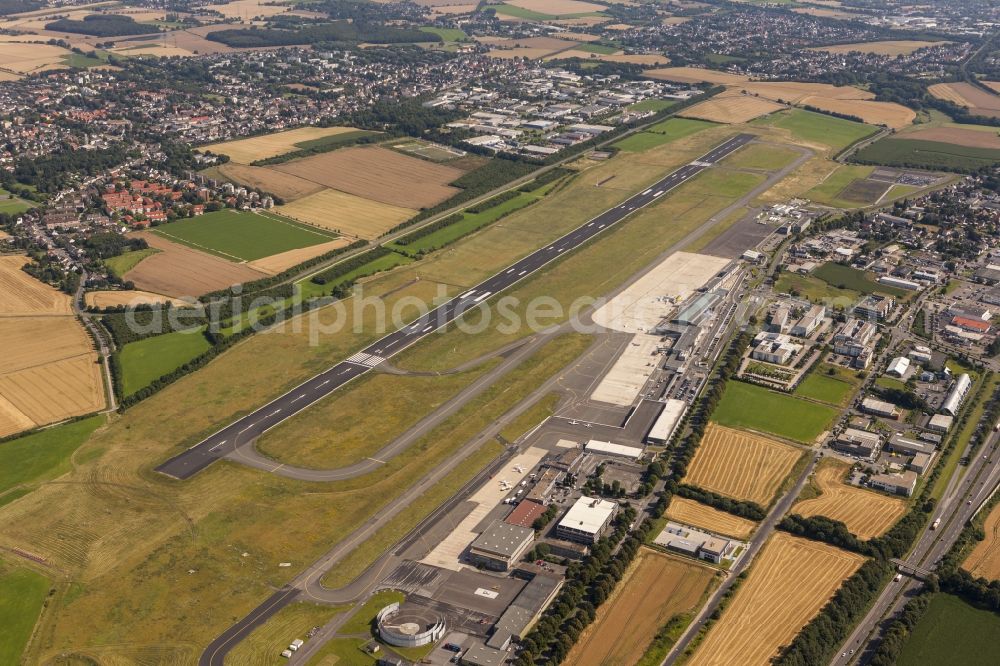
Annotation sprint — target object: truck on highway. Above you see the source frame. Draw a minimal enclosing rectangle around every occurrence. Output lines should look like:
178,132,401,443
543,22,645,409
931,518,941,530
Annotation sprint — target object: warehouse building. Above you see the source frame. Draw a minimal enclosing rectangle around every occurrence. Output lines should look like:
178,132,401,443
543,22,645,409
468,521,534,571
886,434,936,457
504,500,547,529
927,414,953,433
941,373,972,417
861,397,900,419
832,428,881,459
886,356,910,378
646,398,687,445
870,470,918,497
584,440,643,461
556,496,617,544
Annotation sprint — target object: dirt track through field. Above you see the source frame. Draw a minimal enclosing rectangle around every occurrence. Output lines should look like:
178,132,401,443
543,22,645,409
688,533,864,666
793,459,906,539
684,424,802,505
567,547,715,666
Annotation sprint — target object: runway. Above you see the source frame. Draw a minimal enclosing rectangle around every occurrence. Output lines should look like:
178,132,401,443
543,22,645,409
156,133,755,480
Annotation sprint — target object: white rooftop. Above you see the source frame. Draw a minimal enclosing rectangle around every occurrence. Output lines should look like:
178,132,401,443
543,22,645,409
584,440,643,460
559,496,617,535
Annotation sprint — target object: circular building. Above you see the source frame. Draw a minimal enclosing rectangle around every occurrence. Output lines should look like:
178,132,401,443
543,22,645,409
376,601,446,648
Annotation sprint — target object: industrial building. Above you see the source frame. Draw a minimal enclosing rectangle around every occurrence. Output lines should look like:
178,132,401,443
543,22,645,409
486,572,561,650
861,397,900,419
870,470,918,497
941,373,972,417
886,356,910,378
468,521,535,571
646,398,687,445
886,433,937,457
878,275,921,291
556,496,617,544
654,522,737,564
672,290,724,326
927,414,953,433
584,440,643,461
504,500,547,529
832,428,881,459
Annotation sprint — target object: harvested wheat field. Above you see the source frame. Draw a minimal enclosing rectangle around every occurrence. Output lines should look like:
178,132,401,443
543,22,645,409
905,126,1000,149
212,163,324,202
204,0,292,18
985,81,1000,94
506,0,607,13
481,36,576,59
689,532,864,666
550,51,669,65
204,126,362,164
0,355,103,427
928,82,1000,118
0,256,74,315
567,547,715,666
799,95,915,129
684,424,803,506
645,67,748,85
665,497,757,539
815,40,948,56
271,146,464,209
0,317,93,376
124,233,267,297
277,189,415,239
0,41,70,74
84,290,193,309
248,238,351,274
793,459,907,539
681,93,785,124
736,81,872,104
963,502,1000,580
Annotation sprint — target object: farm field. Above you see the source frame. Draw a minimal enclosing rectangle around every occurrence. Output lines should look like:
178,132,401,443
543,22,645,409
684,423,803,506
712,381,838,444
853,137,1000,172
481,35,576,58
963,500,1000,580
271,146,464,209
644,66,748,85
0,42,72,77
680,93,785,124
566,547,715,666
203,126,362,164
794,371,855,406
276,188,415,239
902,125,1000,149
117,329,212,397
614,117,714,152
802,96,915,129
897,594,1000,666
84,290,192,309
755,109,877,152
0,560,50,665
151,210,339,262
124,232,267,297
208,163,324,202
814,261,909,297
688,532,864,666
794,459,907,539
814,40,949,56
665,497,757,539
247,237,351,274
0,255,73,315
928,82,1000,119
104,248,159,278
0,415,105,509
0,258,104,437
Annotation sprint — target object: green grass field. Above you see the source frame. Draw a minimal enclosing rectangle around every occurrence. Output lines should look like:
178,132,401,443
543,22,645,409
0,560,50,664
804,165,876,207
813,261,909,298
629,99,677,113
722,144,801,171
226,602,348,665
0,188,33,215
104,248,159,277
774,272,860,306
712,380,839,443
615,118,714,152
795,372,855,406
296,251,414,300
152,210,337,262
419,26,467,41
306,638,375,666
898,594,1000,666
0,415,104,508
340,590,405,635
493,3,602,18
292,129,380,152
758,109,877,152
853,137,1000,172
576,42,618,54
118,329,212,396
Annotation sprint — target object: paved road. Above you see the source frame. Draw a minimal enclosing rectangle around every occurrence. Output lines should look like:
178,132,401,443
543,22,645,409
156,133,756,480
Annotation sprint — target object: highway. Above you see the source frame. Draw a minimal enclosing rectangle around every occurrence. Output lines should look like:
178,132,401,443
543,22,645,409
156,132,755,480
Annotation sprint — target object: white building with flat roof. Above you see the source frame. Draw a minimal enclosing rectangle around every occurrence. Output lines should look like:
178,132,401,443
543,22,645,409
557,496,617,544
646,399,687,444
584,440,643,461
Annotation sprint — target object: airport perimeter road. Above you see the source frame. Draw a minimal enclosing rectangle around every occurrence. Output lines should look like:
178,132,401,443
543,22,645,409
156,133,755,481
